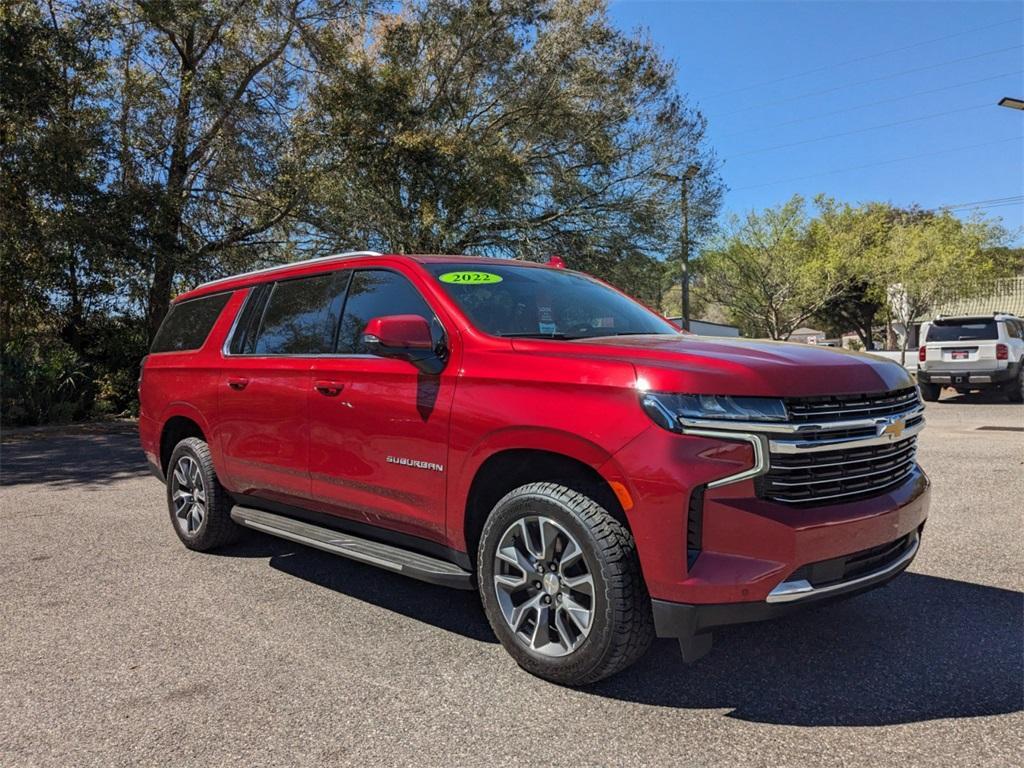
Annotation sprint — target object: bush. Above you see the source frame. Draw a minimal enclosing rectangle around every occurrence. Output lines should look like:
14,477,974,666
1,337,90,426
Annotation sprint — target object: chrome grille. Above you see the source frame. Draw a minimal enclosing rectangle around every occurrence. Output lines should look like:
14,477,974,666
763,435,919,504
784,387,919,422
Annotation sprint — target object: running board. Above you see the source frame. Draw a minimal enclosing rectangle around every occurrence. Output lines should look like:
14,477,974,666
230,506,474,590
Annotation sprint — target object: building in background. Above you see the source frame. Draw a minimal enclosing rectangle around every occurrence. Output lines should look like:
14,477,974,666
900,276,1024,349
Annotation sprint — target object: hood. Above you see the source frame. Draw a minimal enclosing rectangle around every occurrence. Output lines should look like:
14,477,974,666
511,334,915,397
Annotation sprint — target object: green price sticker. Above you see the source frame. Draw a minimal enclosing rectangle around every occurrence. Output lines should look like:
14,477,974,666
439,271,503,285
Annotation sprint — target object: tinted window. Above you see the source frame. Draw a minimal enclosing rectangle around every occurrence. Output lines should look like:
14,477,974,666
424,263,677,339
926,320,999,342
1005,320,1021,339
227,284,272,354
338,270,437,354
150,292,231,353
251,273,343,355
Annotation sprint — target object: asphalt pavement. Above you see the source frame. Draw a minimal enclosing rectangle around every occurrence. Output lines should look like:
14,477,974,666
1,394,1022,766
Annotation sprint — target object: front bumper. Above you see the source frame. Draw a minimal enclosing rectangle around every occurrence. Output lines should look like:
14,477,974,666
651,527,921,642
609,422,931,607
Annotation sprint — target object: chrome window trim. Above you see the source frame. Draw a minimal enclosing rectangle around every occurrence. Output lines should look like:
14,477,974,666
221,266,450,362
766,531,920,603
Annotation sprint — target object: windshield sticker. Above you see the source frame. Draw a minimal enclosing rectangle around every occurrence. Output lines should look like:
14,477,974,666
439,271,503,285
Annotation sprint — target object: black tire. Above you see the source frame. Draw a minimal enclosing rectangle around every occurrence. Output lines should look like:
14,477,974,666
919,381,941,402
477,482,654,686
165,437,241,551
1008,369,1024,403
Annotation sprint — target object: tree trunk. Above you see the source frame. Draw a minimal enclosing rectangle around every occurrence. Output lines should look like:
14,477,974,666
145,40,195,342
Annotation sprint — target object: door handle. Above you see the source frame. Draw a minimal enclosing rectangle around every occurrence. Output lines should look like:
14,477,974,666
227,377,249,391
314,380,343,396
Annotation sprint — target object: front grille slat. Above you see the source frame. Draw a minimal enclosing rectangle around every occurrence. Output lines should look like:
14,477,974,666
770,442,917,471
764,387,922,505
767,455,916,487
785,388,919,422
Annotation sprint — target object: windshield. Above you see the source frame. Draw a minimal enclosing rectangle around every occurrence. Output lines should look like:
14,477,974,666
425,263,679,339
926,320,999,342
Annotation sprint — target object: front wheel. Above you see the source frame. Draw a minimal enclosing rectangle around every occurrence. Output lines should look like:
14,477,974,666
477,482,654,685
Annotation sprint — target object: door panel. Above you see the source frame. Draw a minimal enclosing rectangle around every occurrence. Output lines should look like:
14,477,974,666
217,358,312,506
308,267,456,542
308,357,456,541
214,272,346,506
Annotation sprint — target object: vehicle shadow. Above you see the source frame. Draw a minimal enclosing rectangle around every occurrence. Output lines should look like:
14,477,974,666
221,532,1022,726
587,572,1023,726
0,432,150,488
217,532,497,644
936,389,1016,405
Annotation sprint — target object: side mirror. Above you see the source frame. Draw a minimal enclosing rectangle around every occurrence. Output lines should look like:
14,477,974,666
362,315,446,373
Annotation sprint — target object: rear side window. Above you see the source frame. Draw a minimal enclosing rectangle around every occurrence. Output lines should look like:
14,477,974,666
250,272,344,355
337,270,437,353
1005,321,1022,339
227,284,272,354
926,320,999,342
150,292,231,353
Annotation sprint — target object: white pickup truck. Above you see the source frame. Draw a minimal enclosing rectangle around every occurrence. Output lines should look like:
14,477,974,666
917,313,1024,402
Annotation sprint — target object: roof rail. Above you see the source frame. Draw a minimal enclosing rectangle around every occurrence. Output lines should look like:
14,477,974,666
191,250,384,292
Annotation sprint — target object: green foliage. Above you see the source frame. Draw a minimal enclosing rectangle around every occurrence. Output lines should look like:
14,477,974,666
697,195,848,339
884,212,1004,361
1,338,89,425
299,0,720,269
699,196,1009,344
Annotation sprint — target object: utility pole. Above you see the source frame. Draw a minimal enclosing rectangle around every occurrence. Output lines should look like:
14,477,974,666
656,164,700,330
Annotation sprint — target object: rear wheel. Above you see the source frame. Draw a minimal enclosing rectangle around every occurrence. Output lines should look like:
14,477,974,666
1009,368,1024,403
919,381,941,402
478,482,654,685
166,437,241,551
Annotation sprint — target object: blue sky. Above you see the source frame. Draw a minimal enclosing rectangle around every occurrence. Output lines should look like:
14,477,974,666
609,0,1024,241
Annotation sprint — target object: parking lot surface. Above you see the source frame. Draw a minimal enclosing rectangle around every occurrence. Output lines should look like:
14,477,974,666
2,396,1022,767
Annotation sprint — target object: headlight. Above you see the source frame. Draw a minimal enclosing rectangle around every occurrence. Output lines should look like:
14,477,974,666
641,392,788,431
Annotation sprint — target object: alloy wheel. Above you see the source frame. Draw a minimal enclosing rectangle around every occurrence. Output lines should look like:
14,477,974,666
171,455,207,535
492,515,595,657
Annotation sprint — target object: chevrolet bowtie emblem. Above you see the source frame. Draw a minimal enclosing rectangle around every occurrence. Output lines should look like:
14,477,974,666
877,416,906,439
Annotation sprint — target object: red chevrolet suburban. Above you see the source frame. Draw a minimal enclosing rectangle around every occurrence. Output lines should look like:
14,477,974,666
139,252,929,685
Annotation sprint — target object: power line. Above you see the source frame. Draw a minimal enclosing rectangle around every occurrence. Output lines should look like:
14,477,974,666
730,135,1022,191
726,103,991,159
939,196,1024,212
720,71,1024,139
940,195,1024,209
716,44,1023,118
704,16,1023,99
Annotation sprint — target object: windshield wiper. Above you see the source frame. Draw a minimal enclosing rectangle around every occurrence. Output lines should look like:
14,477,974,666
499,332,579,340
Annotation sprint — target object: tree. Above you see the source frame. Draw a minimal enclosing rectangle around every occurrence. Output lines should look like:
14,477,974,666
297,0,721,268
884,213,1004,364
106,0,363,338
808,199,894,348
698,196,849,339
0,0,122,343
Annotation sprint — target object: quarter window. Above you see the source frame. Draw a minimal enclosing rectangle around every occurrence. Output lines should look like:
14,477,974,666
150,292,231,353
337,270,438,354
250,273,344,355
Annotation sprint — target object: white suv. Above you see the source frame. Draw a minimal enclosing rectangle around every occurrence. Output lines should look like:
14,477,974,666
917,313,1024,402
